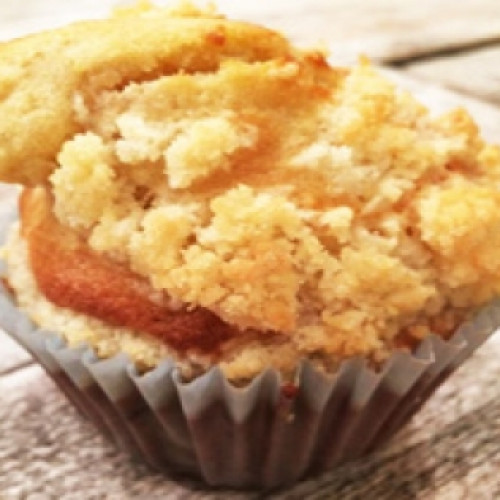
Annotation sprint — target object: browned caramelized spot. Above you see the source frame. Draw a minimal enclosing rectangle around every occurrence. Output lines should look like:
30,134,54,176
205,26,226,46
19,186,236,353
305,50,330,69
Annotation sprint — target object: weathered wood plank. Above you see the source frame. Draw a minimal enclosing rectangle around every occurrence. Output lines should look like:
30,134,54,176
2,0,500,65
403,44,500,106
218,0,500,64
0,329,32,375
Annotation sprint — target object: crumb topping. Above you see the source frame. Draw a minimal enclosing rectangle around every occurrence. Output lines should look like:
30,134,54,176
2,4,500,374
48,55,500,361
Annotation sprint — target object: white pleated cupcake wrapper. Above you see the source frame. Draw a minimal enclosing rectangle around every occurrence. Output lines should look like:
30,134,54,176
1,282,499,489
0,198,499,489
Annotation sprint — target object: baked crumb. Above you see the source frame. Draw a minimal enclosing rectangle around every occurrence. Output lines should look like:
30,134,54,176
2,3,500,378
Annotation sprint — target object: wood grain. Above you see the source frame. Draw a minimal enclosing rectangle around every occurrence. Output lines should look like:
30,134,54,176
0,330,32,375
404,45,500,105
216,0,500,64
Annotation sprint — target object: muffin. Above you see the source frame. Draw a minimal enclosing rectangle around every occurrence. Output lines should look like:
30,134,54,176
1,1,500,489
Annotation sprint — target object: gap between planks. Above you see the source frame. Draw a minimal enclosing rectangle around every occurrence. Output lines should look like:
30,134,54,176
0,359,35,377
399,43,500,106
391,36,500,66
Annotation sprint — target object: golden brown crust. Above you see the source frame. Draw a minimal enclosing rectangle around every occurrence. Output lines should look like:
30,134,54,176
20,186,236,352
3,4,500,376
0,7,292,185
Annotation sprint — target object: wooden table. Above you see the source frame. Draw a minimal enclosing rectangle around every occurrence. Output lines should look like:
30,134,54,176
1,1,500,498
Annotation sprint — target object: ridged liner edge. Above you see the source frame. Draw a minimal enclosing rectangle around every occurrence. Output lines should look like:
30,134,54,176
1,285,498,489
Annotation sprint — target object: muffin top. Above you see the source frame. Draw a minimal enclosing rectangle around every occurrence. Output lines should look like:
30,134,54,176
3,3,500,377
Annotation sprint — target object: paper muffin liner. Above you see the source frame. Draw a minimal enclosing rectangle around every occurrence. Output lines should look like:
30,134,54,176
1,279,499,489
0,195,498,489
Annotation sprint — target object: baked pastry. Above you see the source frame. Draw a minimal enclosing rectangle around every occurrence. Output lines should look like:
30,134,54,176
1,2,500,487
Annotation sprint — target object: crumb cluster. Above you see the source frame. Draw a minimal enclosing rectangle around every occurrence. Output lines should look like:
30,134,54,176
3,4,500,379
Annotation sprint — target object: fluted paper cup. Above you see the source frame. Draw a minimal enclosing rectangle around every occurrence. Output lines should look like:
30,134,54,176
1,283,498,488
0,200,498,489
